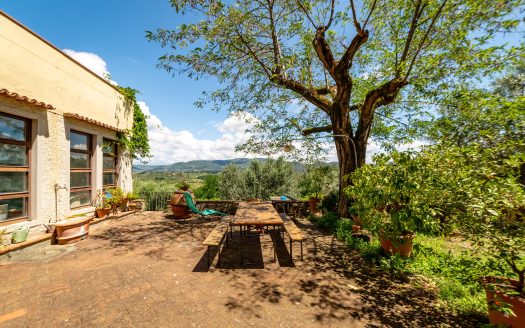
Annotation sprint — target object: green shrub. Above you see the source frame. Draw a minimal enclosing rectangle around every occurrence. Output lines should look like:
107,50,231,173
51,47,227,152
310,212,340,233
320,190,339,213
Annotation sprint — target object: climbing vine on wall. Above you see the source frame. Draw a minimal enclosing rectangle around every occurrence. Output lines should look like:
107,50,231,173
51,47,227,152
117,86,151,162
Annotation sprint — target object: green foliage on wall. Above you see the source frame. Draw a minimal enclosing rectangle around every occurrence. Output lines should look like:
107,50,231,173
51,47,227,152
117,86,151,162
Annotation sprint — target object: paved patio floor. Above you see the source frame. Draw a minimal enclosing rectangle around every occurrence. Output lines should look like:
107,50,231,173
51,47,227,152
0,212,481,327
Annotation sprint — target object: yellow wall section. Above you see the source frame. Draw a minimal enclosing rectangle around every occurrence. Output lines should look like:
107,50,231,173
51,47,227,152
0,12,133,131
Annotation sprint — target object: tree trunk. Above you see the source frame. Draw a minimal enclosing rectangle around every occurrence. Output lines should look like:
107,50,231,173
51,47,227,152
331,109,366,218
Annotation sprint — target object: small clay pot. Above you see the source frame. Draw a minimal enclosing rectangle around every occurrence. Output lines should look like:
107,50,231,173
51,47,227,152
96,208,111,218
379,231,415,257
482,276,525,327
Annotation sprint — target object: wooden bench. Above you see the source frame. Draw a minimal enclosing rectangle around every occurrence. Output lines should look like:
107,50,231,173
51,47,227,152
279,213,306,261
202,217,231,267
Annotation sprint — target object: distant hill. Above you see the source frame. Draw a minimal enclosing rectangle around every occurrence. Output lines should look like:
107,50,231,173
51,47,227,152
134,158,273,173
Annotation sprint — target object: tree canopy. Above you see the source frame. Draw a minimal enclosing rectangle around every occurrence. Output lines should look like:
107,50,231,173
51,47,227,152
147,0,522,216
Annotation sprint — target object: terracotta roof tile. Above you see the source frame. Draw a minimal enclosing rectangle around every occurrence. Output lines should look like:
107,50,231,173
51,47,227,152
63,113,125,133
0,88,55,110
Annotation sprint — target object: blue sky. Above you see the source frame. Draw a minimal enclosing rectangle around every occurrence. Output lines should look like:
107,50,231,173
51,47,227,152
2,1,522,164
1,0,256,163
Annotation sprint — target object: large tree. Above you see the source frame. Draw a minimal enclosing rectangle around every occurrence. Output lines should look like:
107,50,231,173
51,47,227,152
147,0,521,216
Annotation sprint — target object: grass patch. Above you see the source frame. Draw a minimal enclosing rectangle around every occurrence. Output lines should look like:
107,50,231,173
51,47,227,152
310,213,514,316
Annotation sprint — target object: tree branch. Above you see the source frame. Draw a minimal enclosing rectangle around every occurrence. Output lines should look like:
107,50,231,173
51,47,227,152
302,125,333,136
268,0,283,74
399,0,424,72
325,0,336,29
313,27,337,77
405,0,448,80
235,29,272,79
337,32,369,71
362,0,378,31
355,78,408,141
315,85,336,96
349,0,362,34
296,0,317,28
273,75,333,112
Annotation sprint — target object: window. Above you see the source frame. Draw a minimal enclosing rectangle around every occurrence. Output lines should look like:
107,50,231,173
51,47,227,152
70,131,92,208
0,112,31,222
102,139,118,188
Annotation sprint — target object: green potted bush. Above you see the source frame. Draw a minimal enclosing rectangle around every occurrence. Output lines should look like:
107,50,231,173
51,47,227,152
107,187,127,211
346,152,441,257
457,155,525,327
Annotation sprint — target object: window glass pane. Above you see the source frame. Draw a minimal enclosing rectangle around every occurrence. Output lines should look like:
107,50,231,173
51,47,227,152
103,173,116,186
0,115,26,141
0,197,27,221
70,152,90,168
0,144,27,166
103,156,115,169
102,140,116,155
70,190,91,208
70,172,90,188
0,172,27,193
70,132,89,150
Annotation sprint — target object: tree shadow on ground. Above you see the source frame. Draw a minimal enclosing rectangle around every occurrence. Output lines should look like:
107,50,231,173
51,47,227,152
90,212,220,260
216,217,486,327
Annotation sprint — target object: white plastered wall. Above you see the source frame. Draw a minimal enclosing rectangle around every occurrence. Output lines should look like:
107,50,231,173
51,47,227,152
0,98,133,227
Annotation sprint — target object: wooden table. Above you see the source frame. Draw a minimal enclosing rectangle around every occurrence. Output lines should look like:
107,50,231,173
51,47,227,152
231,201,284,226
231,201,284,264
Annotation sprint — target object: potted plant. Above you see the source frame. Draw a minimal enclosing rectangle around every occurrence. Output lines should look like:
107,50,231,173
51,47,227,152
346,152,440,258
106,194,121,215
126,192,140,210
465,189,525,326
92,190,111,218
106,187,126,212
55,215,93,245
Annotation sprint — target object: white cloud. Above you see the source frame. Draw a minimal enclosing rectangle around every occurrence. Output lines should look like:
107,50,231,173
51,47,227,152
63,49,109,78
139,101,258,164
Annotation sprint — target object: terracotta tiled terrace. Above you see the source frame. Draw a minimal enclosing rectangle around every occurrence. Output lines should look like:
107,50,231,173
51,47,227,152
0,212,480,327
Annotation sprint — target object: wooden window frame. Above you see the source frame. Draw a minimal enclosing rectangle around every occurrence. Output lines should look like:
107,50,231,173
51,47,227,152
70,130,92,209
102,138,118,189
0,112,31,223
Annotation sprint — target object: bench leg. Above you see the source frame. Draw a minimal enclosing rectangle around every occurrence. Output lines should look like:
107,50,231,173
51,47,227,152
207,247,210,267
217,245,221,268
289,237,293,261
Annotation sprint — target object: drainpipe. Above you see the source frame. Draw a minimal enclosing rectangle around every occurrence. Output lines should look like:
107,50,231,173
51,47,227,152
53,183,67,224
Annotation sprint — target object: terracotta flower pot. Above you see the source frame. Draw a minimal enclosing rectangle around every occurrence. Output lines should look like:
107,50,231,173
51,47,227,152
55,216,93,245
379,231,415,257
482,276,525,327
96,208,111,218
170,205,191,219
170,191,186,206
